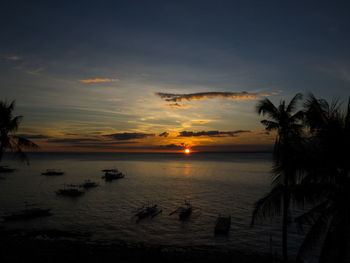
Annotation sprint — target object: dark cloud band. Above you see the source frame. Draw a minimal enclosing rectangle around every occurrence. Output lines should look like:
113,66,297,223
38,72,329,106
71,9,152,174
47,138,100,143
159,132,169,137
17,134,51,139
104,132,155,141
178,130,250,137
155,91,265,102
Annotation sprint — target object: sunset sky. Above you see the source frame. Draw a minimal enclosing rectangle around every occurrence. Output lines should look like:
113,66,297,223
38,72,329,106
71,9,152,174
1,1,350,152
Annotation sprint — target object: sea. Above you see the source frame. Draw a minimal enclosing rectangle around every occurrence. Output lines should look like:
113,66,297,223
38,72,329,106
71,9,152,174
0,152,306,257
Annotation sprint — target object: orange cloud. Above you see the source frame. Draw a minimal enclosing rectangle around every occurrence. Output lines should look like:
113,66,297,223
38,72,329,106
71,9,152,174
190,120,212,124
79,78,120,83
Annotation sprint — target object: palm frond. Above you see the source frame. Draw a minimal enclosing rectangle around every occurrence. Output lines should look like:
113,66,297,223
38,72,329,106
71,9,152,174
304,93,328,133
291,183,330,209
294,201,331,229
329,98,341,115
256,98,280,120
8,136,39,165
278,100,286,116
318,213,345,263
251,184,284,226
290,110,305,123
296,210,332,263
287,93,303,114
12,136,39,149
6,115,22,132
8,100,15,112
13,147,29,165
345,97,350,132
260,120,280,131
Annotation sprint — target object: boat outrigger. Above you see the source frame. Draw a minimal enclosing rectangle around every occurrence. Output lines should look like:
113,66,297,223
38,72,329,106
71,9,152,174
42,169,64,176
102,169,125,181
214,215,231,235
134,204,162,221
3,208,52,221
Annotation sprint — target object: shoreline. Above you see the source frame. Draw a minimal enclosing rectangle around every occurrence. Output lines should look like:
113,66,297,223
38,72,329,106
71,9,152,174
0,228,276,263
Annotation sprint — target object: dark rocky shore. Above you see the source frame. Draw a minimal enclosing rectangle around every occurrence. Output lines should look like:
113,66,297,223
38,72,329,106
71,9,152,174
0,228,276,263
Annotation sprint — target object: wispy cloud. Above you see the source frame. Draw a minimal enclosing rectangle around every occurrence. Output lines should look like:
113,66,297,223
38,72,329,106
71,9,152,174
79,78,120,83
155,91,268,102
7,55,21,61
178,130,250,137
26,67,46,75
107,97,123,102
320,62,350,83
164,103,194,109
190,120,212,125
46,136,139,149
104,132,155,141
8,56,46,75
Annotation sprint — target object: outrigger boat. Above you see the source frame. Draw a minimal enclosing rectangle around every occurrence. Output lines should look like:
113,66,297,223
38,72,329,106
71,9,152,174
169,200,193,221
42,169,64,176
0,166,15,173
214,215,231,235
3,207,52,221
81,180,99,189
102,169,125,181
135,204,162,221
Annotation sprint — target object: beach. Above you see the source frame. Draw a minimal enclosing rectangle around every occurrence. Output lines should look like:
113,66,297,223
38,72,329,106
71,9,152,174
0,228,274,263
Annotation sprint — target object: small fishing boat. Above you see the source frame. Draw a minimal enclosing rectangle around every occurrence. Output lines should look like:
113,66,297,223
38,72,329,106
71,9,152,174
81,180,99,189
3,208,52,221
42,169,64,176
102,169,117,173
214,215,231,235
169,200,193,221
135,204,162,221
56,188,84,197
102,169,125,181
179,201,192,220
0,165,15,173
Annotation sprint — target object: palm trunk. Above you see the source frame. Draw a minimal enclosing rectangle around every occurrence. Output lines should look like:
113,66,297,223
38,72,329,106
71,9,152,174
0,143,3,164
282,181,290,263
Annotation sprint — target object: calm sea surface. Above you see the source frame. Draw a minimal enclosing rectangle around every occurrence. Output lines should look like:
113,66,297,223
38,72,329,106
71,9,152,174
0,152,305,255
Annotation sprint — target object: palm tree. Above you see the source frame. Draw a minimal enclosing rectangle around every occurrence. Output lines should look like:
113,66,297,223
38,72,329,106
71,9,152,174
251,93,304,263
0,100,38,165
294,94,350,263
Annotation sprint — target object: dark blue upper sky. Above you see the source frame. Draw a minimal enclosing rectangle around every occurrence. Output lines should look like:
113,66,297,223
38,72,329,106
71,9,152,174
1,0,350,151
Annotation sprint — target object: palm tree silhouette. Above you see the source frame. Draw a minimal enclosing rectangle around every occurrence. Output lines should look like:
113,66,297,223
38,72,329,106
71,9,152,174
0,100,38,165
251,93,304,263
294,94,350,263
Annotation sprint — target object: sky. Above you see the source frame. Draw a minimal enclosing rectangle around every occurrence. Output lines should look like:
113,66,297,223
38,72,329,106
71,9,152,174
1,0,350,152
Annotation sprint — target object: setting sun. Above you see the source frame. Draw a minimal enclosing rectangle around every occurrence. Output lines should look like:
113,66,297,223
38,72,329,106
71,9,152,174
185,148,190,154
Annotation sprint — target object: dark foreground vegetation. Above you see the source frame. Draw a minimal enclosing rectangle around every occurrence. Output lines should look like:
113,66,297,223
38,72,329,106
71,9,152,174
252,93,350,263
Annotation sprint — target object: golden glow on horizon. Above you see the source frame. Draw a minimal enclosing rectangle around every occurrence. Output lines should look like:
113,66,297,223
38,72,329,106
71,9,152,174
185,148,190,154
26,129,275,152
79,78,120,83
